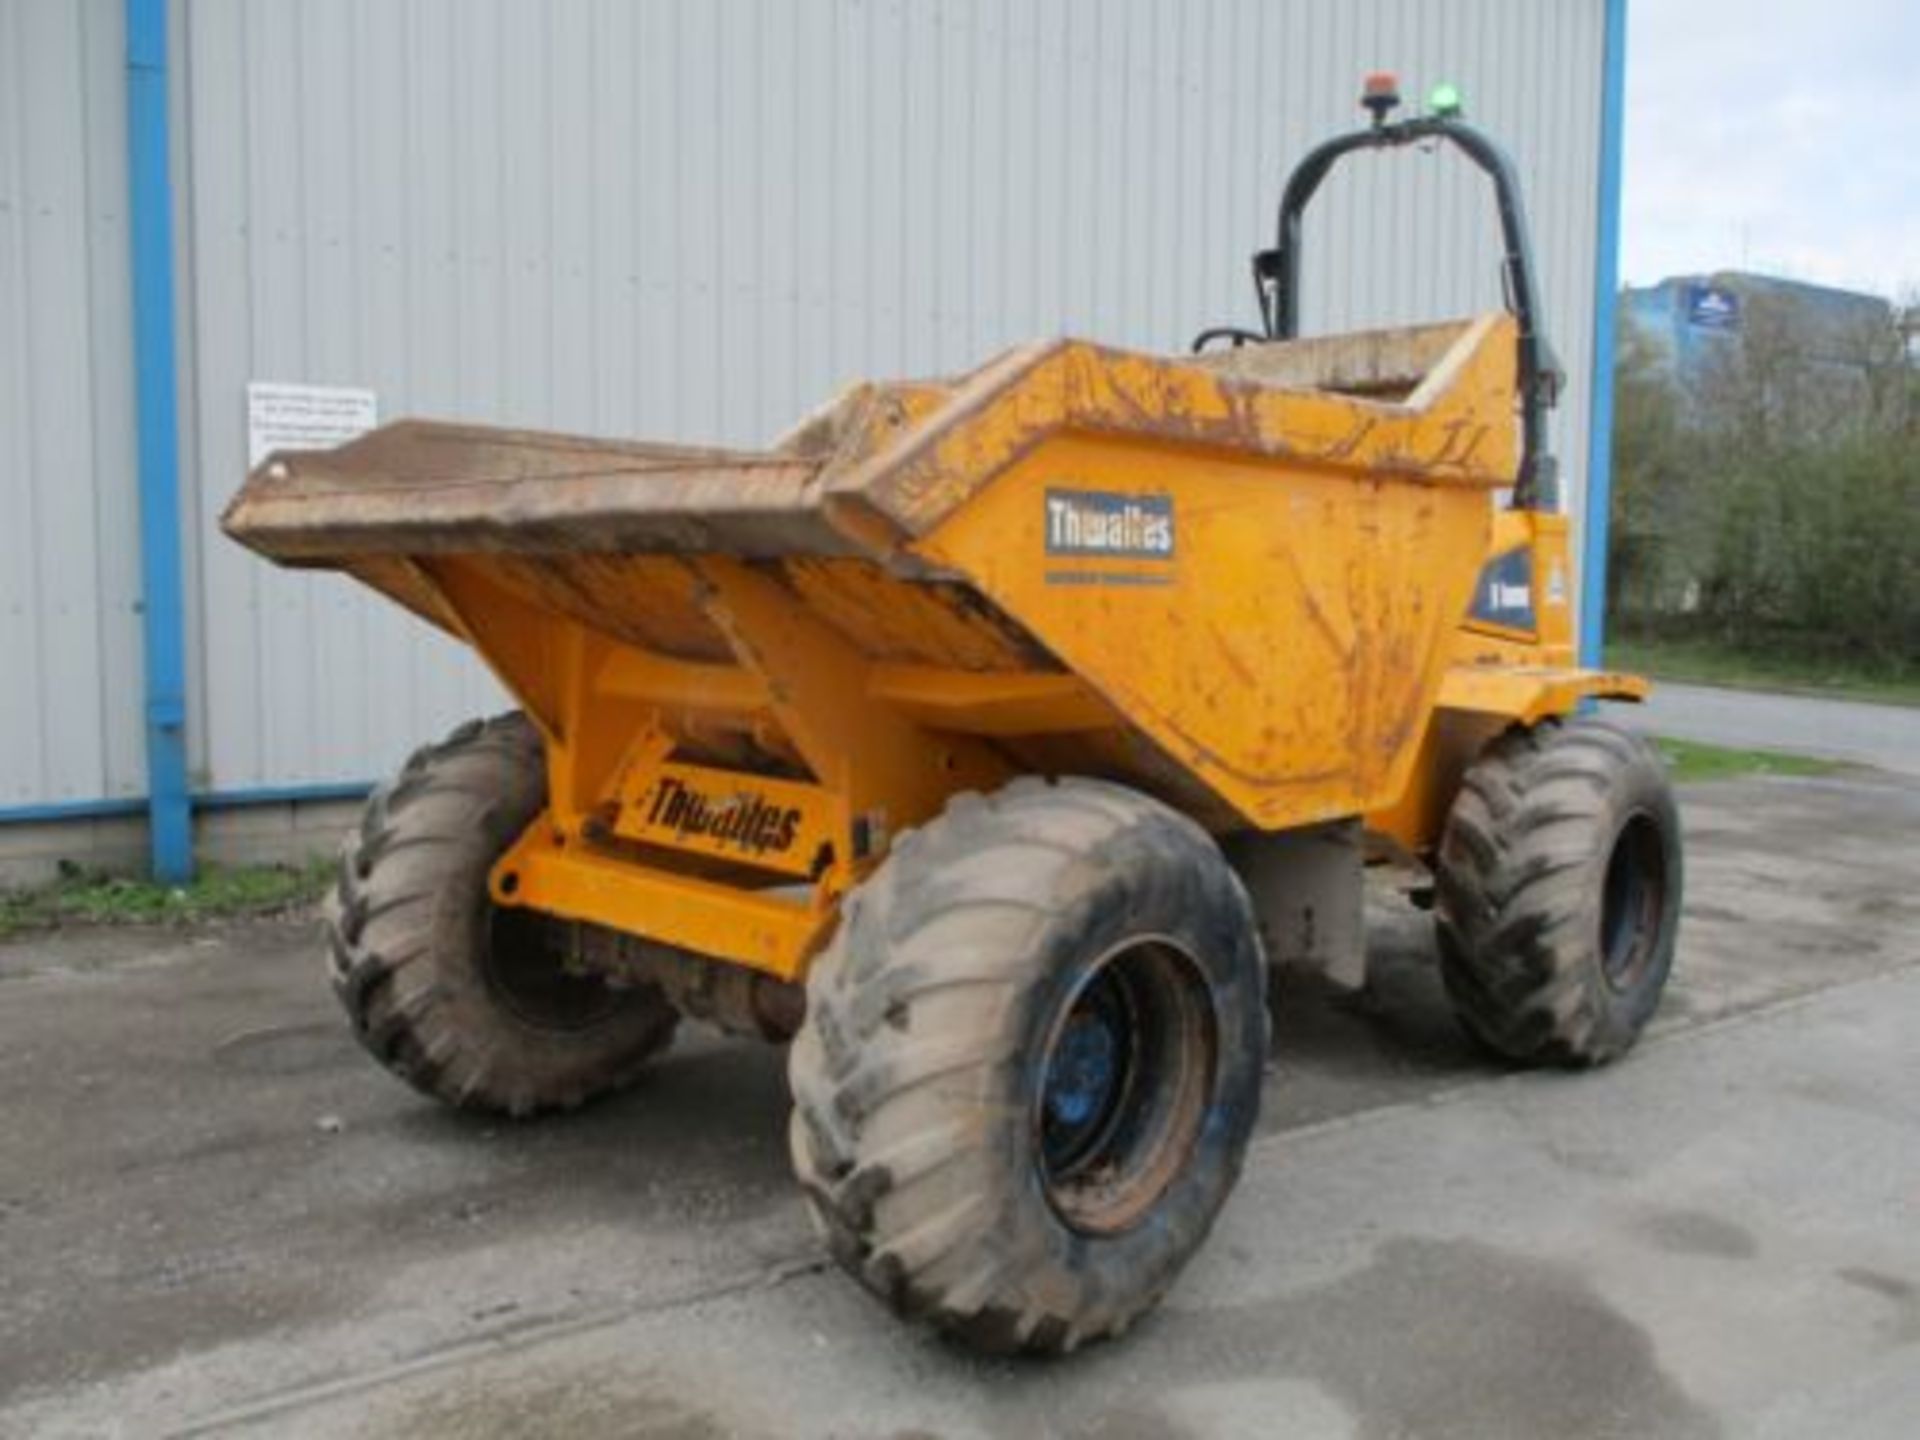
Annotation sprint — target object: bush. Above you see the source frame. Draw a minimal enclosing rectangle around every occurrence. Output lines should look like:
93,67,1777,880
1609,293,1919,670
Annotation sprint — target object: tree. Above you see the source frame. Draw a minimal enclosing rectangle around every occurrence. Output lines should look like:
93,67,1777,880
1609,282,1918,670
1607,311,1697,617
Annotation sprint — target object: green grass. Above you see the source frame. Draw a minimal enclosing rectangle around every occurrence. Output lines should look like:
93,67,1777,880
1654,736,1846,784
0,858,334,940
1607,634,1920,707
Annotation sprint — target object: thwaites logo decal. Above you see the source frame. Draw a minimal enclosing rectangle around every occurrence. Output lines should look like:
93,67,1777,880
1044,487,1175,585
1045,488,1175,556
644,776,803,856
1468,547,1537,632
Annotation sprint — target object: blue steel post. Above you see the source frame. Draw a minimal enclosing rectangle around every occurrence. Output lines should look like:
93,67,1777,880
1580,0,1629,666
125,0,194,882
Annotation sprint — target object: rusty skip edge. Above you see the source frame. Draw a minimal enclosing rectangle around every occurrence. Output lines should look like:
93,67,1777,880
219,418,862,567
823,317,1519,541
222,318,1516,572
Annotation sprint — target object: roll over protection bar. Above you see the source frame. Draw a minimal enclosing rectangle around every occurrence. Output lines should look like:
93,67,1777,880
1198,88,1564,511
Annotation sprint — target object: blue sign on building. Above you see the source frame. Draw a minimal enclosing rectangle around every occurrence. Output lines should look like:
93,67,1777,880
1685,284,1741,332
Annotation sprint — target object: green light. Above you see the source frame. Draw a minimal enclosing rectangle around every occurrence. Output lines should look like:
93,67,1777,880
1428,82,1463,117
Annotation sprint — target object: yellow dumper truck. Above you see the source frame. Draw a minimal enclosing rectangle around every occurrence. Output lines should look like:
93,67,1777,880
226,82,1681,1354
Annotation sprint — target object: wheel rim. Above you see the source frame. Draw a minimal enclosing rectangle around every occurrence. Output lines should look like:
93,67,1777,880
1600,810,1667,992
482,908,622,1032
1035,938,1218,1235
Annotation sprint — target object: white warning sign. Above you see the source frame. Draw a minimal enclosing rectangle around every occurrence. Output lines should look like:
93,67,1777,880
247,381,378,467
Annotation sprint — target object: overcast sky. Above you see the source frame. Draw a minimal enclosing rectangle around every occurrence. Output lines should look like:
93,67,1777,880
1621,0,1918,297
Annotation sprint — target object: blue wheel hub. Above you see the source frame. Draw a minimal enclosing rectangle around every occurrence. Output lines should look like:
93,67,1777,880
1041,974,1133,1171
1046,1013,1119,1128
1034,939,1218,1235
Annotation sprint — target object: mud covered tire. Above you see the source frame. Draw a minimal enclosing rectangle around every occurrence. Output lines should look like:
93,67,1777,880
325,713,678,1116
1434,716,1682,1067
788,777,1268,1355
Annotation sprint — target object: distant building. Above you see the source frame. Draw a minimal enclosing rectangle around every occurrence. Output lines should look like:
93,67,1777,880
1622,271,1898,389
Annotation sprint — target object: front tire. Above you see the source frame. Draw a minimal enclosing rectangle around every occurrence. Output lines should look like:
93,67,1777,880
788,778,1267,1355
1434,716,1683,1067
326,713,679,1116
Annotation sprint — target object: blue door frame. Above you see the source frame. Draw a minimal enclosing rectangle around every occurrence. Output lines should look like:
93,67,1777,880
125,0,193,882
1581,0,1630,666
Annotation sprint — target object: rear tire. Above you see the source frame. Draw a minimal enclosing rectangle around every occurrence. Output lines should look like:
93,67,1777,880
1434,716,1682,1067
788,777,1267,1355
326,713,678,1116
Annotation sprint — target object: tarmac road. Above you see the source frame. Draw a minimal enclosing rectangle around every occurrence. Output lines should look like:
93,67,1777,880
1610,681,1920,776
2,770,1917,1438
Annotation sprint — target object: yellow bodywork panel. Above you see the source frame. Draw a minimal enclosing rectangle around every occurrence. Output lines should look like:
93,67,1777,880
1437,664,1648,726
489,823,828,981
909,315,1520,831
222,312,1648,982
917,433,1495,830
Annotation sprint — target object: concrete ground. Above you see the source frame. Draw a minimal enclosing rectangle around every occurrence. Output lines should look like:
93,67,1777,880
2,770,1918,1439
1610,681,1920,777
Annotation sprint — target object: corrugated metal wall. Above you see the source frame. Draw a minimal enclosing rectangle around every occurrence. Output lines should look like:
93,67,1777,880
3,0,1607,809
0,0,146,809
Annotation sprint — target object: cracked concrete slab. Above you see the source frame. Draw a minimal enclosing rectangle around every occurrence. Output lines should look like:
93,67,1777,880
2,771,1917,1438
